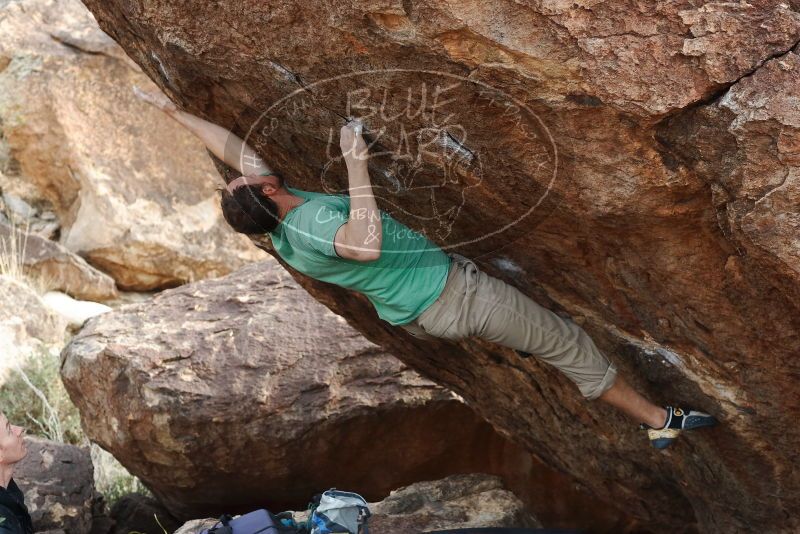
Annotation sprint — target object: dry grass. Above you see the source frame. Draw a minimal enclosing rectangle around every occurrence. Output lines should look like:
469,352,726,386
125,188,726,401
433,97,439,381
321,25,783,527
0,217,28,279
0,218,52,294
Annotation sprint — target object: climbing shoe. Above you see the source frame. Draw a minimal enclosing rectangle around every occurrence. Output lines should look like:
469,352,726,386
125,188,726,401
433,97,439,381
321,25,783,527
641,406,718,449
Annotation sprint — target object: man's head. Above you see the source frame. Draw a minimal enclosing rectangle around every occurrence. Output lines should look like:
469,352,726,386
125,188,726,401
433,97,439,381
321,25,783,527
219,173,286,234
0,412,27,466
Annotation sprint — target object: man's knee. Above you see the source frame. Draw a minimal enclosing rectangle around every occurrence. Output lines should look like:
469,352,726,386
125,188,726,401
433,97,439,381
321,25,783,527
579,361,618,400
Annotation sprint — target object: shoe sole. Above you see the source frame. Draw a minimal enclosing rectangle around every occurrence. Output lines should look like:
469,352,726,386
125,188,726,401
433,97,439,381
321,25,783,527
647,427,680,449
651,437,676,450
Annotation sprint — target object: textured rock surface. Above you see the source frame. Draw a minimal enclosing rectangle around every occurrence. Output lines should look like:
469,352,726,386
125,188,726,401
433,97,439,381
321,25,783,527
173,518,218,534
657,48,800,305
62,259,542,520
77,0,800,531
0,221,118,301
365,474,540,532
0,0,264,290
15,437,98,534
174,474,539,534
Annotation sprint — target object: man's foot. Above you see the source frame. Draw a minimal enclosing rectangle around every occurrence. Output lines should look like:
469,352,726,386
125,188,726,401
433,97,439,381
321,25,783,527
641,406,718,449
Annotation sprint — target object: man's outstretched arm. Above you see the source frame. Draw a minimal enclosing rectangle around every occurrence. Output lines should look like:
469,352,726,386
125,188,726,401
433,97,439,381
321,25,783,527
334,121,382,262
133,86,272,177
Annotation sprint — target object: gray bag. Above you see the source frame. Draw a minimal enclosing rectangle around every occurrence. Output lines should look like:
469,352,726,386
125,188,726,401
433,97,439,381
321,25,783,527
310,489,371,534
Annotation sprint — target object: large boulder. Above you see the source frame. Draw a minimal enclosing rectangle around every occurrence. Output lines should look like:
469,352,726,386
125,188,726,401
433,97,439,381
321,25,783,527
67,0,800,530
174,474,539,534
14,437,99,534
0,0,264,291
62,259,545,520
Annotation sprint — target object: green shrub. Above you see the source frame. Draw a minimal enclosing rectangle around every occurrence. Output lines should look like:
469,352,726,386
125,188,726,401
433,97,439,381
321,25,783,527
0,345,84,445
91,445,153,506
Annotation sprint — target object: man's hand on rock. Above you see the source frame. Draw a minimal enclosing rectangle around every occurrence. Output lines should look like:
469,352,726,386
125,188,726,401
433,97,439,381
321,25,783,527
132,85,177,113
340,119,369,168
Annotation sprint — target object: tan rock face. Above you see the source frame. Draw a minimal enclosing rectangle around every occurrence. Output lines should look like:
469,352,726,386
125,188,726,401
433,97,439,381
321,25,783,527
75,0,800,531
0,0,264,291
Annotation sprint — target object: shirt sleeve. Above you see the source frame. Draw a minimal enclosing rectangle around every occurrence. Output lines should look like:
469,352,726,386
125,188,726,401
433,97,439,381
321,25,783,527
294,201,348,258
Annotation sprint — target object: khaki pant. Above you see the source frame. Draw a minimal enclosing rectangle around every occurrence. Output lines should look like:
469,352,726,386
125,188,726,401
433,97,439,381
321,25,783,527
401,255,617,400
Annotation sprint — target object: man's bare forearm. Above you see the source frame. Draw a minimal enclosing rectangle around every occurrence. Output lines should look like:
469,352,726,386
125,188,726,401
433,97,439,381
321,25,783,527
340,160,382,259
166,110,271,176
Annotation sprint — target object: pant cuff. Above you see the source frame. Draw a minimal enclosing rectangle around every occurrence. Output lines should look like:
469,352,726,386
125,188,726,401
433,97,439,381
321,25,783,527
582,361,618,401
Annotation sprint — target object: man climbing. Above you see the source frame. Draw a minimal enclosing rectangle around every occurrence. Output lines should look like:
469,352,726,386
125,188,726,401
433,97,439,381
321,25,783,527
135,87,718,449
0,412,32,534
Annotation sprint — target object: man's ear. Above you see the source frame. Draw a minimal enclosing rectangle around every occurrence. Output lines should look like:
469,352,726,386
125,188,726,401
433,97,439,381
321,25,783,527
261,183,279,197
261,184,278,197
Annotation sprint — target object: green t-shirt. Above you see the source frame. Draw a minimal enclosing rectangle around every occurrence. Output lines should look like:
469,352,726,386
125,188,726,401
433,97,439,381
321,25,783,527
270,188,451,325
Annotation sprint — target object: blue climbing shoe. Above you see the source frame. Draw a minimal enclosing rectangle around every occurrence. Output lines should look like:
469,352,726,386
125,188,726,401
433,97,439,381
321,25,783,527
641,406,718,449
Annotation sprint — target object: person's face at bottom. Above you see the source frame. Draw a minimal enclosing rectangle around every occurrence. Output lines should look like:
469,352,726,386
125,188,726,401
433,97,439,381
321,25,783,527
0,412,27,465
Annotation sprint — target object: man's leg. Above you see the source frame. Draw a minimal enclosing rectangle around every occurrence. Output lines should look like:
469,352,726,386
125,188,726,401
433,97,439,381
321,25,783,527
598,376,667,428
416,258,666,422
410,257,718,447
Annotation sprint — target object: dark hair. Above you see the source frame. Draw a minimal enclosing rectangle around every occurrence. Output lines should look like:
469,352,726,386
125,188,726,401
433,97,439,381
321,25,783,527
218,183,280,234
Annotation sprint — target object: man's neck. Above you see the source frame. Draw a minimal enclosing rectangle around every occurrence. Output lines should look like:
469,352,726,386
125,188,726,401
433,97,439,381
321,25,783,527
0,463,14,490
274,192,306,221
